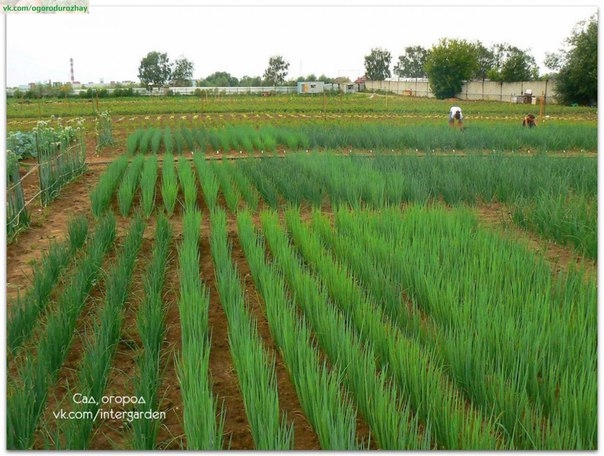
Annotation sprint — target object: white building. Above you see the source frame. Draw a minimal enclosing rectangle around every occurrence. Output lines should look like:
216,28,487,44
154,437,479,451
297,81,325,94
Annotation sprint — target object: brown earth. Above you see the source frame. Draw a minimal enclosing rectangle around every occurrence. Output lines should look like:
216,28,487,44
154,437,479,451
5,138,596,450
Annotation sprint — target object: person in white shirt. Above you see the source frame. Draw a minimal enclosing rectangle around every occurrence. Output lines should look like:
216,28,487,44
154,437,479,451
449,106,463,130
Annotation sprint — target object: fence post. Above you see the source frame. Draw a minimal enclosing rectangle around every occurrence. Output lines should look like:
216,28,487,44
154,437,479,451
540,79,548,117
6,151,30,240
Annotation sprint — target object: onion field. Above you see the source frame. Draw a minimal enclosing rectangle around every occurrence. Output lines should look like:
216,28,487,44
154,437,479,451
6,95,597,450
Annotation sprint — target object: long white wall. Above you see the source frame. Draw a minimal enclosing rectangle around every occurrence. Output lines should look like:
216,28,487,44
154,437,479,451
7,80,557,103
365,79,557,103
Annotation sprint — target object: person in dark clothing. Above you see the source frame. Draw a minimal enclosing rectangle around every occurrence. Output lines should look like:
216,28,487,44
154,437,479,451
523,113,536,127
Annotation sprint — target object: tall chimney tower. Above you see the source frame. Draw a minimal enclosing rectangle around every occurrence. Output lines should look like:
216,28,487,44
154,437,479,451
70,58,74,83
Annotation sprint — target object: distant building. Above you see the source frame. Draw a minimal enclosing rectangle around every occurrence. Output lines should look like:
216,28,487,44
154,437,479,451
340,82,358,93
354,76,366,91
297,81,324,94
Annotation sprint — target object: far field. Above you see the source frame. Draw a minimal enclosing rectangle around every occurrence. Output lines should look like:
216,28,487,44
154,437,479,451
6,93,597,450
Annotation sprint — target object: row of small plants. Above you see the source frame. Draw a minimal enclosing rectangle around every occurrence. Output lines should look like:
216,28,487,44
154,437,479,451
236,203,595,449
7,93,598,119
7,215,89,355
277,204,596,449
236,211,365,449
95,150,596,261
7,210,163,449
98,151,258,220
59,214,145,448
176,208,224,449
209,208,294,449
125,122,597,155
7,213,117,449
236,153,597,259
90,150,596,262
132,215,172,449
327,205,596,448
8,147,595,449
7,117,84,160
283,208,503,449
260,209,434,449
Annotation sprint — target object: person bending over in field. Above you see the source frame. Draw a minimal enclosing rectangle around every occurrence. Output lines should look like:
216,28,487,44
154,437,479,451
522,113,536,128
449,106,464,130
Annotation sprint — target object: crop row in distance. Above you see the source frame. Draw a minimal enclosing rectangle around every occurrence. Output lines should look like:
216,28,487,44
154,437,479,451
125,123,597,155
11,111,595,141
6,195,596,449
6,94,599,119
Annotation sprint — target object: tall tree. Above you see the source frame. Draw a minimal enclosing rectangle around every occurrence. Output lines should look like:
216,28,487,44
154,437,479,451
487,44,538,82
138,51,172,89
543,52,563,72
500,49,538,82
364,48,392,81
263,56,290,86
473,41,495,81
424,38,479,99
393,46,428,78
240,75,263,87
199,71,239,87
170,57,195,87
553,15,597,106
